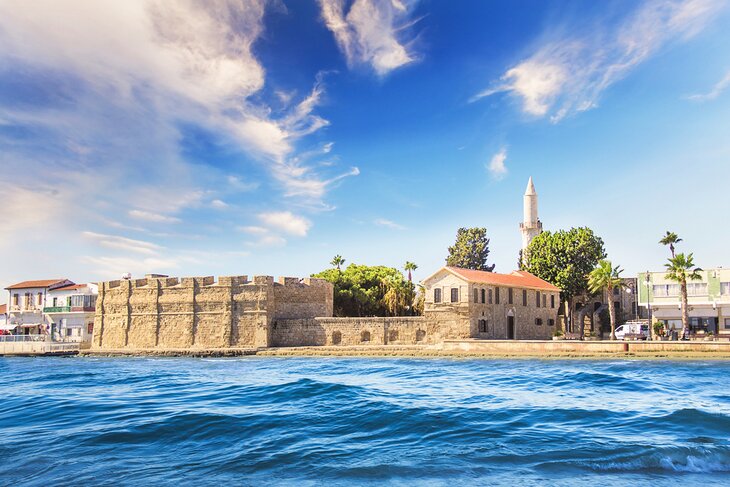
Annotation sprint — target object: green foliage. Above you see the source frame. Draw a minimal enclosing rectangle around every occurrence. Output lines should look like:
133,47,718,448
330,255,345,271
587,260,624,295
404,261,418,282
664,253,702,284
522,227,606,300
312,264,415,317
446,227,495,271
659,231,682,257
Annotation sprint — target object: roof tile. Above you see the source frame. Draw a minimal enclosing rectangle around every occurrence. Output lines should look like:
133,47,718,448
445,267,560,291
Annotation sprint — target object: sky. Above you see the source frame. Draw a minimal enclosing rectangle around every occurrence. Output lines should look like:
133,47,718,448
1,0,729,292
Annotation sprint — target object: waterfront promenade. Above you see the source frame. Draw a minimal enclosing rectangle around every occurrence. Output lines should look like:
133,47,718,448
76,339,730,359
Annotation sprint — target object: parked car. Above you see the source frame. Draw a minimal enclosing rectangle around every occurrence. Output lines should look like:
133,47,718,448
615,321,649,340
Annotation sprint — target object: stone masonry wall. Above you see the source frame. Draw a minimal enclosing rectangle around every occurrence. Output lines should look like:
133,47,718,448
271,314,463,347
92,275,332,350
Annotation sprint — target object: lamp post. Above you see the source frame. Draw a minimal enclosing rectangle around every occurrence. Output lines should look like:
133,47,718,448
645,271,653,340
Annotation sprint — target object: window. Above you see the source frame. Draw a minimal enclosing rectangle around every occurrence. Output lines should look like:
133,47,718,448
542,294,546,308
451,288,459,303
535,318,543,326
481,289,485,304
495,288,500,304
13,294,18,306
687,283,708,296
550,294,555,309
37,292,43,306
53,297,58,306
508,288,514,304
478,319,488,333
24,293,30,308
434,288,441,303
724,319,730,330
653,284,680,297
548,319,555,327
722,282,730,296
87,323,94,335
522,290,527,306
474,288,478,303
332,331,342,345
361,331,371,342
613,287,620,296
536,291,541,308
488,289,493,304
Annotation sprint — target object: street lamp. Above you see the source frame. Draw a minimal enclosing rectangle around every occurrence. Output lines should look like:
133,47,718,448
645,271,653,340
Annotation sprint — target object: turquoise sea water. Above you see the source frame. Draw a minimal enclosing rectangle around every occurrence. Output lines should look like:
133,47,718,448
0,357,729,486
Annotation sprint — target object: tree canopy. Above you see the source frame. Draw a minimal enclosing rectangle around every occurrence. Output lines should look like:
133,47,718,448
445,227,495,271
312,263,416,317
521,227,606,301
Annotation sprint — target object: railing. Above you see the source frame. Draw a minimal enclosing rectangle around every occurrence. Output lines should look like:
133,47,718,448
43,306,71,313
0,335,80,354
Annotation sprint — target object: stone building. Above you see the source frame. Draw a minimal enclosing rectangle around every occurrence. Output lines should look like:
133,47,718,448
92,274,333,350
422,266,561,340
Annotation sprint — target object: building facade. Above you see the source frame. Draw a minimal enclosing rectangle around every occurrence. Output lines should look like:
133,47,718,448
422,266,561,340
45,283,98,342
638,268,730,338
5,279,74,335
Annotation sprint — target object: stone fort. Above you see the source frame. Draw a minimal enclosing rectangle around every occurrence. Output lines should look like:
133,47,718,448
92,266,559,351
92,274,465,351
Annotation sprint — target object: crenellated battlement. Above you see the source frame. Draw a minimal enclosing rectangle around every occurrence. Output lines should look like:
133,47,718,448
93,273,334,351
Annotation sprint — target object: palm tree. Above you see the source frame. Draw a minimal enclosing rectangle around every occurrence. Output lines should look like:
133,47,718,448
381,276,407,316
659,231,682,258
587,260,624,340
330,255,345,271
665,253,702,338
404,261,418,282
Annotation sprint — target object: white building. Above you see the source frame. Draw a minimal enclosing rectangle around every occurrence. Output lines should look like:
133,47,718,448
5,279,73,335
0,304,8,334
638,268,730,338
45,283,98,342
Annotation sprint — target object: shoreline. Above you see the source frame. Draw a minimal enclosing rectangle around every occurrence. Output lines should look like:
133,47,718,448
72,340,730,360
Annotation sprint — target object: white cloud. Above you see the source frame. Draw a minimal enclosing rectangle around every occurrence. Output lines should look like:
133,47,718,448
246,235,287,248
227,175,259,192
210,199,229,209
687,70,730,101
374,218,405,230
487,148,508,180
238,226,269,235
81,255,180,280
258,211,312,236
473,0,727,121
82,231,162,255
128,210,181,224
318,0,419,75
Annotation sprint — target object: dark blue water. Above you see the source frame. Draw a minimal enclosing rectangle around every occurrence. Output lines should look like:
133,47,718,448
1,357,729,486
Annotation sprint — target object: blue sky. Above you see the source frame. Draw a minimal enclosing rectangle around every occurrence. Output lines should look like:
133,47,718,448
1,0,729,289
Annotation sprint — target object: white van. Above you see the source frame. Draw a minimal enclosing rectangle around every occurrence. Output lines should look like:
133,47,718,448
614,321,649,340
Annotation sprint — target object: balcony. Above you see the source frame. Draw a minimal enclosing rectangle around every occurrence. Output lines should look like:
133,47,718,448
43,306,71,313
71,306,95,312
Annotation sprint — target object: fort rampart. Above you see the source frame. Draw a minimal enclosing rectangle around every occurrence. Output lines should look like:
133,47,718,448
92,275,333,350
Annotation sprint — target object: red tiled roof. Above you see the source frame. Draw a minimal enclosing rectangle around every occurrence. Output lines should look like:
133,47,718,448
0,304,6,314
5,279,70,290
444,267,561,291
53,283,87,291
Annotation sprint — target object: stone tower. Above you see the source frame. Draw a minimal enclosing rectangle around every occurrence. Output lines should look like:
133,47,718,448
520,176,542,252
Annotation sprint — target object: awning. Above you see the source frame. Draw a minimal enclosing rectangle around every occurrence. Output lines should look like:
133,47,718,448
0,324,18,331
19,323,41,328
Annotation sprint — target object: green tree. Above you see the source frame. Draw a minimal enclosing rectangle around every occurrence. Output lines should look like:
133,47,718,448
522,227,606,332
312,264,412,317
330,255,345,271
404,261,418,282
412,284,425,316
665,253,702,338
446,227,495,271
587,260,624,340
659,231,682,258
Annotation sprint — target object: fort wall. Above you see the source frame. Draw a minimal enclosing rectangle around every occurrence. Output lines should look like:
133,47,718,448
92,275,333,350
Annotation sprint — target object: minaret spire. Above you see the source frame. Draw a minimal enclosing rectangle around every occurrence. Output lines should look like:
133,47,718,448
520,176,543,255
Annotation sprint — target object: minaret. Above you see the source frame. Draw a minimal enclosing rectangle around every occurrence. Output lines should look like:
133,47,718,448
520,176,542,252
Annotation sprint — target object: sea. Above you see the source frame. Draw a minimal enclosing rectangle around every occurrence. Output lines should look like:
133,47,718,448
0,356,729,486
